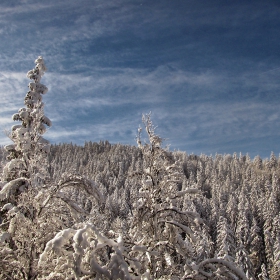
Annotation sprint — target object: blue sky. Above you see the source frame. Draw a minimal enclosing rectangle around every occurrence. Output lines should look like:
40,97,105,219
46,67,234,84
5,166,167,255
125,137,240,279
0,0,280,159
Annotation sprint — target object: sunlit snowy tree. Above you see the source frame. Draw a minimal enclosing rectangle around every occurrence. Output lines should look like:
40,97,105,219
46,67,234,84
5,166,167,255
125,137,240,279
1,56,51,196
37,114,249,279
0,58,103,280
0,56,52,279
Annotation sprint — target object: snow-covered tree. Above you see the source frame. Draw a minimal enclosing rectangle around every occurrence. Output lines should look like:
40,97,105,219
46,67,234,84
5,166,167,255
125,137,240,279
0,58,103,280
216,216,236,262
38,114,249,279
0,56,52,279
1,56,51,199
38,113,200,278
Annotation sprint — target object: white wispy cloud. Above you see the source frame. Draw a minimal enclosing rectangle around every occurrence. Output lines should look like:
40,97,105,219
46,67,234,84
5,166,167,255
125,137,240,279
47,115,139,145
1,64,279,146
0,2,53,16
0,71,28,132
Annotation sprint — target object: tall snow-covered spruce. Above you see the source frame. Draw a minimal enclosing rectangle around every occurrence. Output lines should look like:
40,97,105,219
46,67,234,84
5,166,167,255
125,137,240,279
0,56,52,279
0,57,103,280
1,56,51,199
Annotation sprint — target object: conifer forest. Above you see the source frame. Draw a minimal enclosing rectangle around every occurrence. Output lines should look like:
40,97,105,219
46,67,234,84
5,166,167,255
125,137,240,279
0,57,279,280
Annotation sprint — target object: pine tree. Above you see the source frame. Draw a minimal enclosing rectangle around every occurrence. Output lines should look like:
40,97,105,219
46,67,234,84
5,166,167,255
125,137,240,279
216,216,236,262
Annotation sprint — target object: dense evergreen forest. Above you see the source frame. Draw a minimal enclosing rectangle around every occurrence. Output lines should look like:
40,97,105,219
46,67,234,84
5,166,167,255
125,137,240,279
0,57,279,279
1,139,279,279
45,141,280,279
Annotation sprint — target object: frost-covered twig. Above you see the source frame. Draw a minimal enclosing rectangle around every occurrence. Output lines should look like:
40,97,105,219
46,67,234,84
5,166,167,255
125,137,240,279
187,258,248,280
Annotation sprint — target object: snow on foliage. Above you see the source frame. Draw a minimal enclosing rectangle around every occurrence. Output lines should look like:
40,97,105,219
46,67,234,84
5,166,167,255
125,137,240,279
2,56,51,189
2,58,279,279
0,177,28,201
36,113,250,279
0,57,104,280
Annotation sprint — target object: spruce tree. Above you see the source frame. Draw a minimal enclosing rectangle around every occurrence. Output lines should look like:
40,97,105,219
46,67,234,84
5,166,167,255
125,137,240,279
0,57,103,280
1,56,51,199
0,56,52,279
